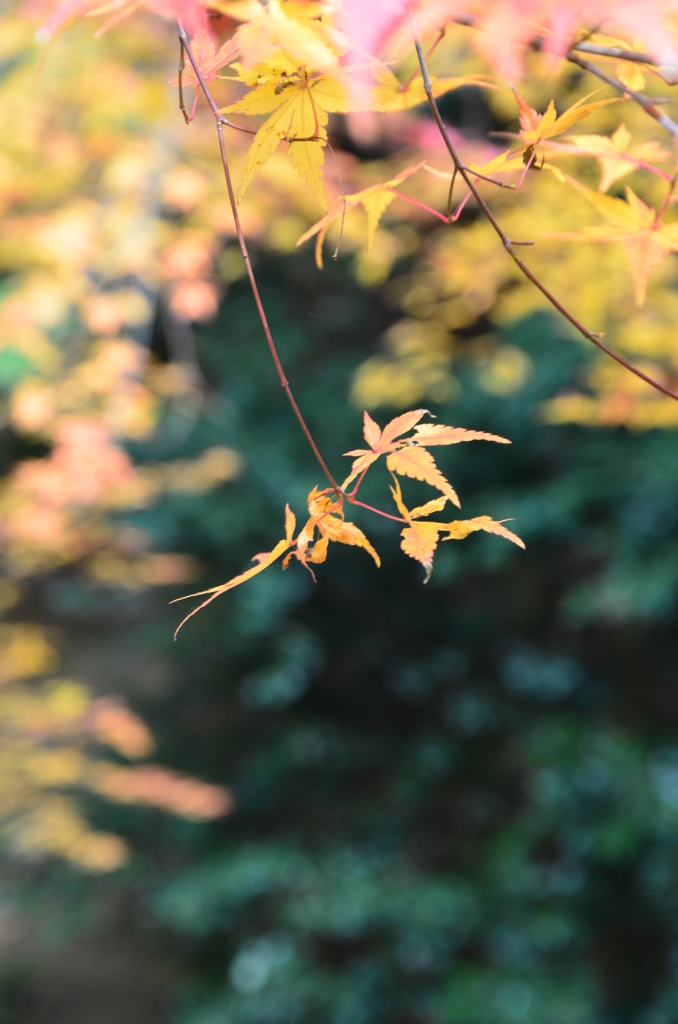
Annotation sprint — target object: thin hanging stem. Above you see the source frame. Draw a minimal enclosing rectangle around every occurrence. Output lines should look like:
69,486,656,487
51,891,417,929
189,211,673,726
176,18,340,492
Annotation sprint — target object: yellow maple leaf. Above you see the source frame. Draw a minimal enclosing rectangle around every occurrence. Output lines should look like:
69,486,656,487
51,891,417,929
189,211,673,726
559,124,671,192
234,0,340,75
615,61,645,91
548,178,678,305
224,59,351,209
296,161,426,267
512,86,620,155
390,475,523,582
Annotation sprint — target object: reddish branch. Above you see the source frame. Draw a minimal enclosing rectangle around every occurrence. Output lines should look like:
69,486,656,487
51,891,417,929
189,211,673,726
410,12,678,403
176,19,341,493
175,20,411,527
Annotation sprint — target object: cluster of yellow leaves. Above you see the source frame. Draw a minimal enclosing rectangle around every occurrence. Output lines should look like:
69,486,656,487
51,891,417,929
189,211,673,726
217,59,494,209
293,61,678,427
296,85,632,264
173,408,522,632
0,12,276,869
0,623,231,871
553,123,672,193
552,177,678,306
512,85,621,157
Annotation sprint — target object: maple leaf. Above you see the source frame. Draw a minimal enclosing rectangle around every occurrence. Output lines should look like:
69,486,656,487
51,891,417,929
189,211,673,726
512,86,620,156
296,161,427,268
412,423,511,446
168,29,240,89
223,57,351,209
235,0,341,75
371,66,495,112
558,124,671,193
390,475,524,582
615,61,646,91
386,447,460,506
548,178,678,305
341,409,511,505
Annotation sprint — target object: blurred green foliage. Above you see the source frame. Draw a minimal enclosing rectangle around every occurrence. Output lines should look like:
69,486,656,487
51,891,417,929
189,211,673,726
28,249,675,1024
3,12,678,1023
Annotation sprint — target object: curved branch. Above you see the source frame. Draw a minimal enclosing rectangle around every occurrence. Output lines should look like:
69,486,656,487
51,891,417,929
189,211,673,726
566,53,678,137
176,19,340,492
410,14,678,403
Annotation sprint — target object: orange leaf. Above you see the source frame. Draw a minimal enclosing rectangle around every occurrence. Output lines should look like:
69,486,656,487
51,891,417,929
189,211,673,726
362,409,382,449
386,447,460,508
413,423,510,446
441,516,525,548
409,496,448,519
400,522,440,581
380,408,429,446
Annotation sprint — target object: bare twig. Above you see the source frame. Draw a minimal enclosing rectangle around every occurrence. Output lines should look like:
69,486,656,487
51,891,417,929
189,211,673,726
176,18,340,491
410,13,678,403
452,14,678,130
176,22,419,527
178,39,191,124
566,52,678,137
571,41,660,65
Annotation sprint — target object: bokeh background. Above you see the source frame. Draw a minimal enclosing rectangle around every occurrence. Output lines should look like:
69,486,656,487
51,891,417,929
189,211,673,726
2,7,678,1024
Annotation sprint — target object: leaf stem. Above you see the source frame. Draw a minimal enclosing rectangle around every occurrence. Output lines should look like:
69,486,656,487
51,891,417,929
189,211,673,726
388,189,450,222
346,496,407,523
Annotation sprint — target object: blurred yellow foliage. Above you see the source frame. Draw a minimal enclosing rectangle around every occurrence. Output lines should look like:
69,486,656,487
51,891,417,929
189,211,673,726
0,10,250,869
0,632,231,870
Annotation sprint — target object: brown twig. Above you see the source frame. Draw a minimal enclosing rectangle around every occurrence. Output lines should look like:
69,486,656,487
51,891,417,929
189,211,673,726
452,14,678,128
566,52,678,137
176,18,340,491
176,24,422,529
571,41,661,65
410,13,678,403
178,38,190,124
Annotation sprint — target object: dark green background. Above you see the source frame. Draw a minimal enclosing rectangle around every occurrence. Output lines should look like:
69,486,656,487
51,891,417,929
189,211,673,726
6,232,678,1024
